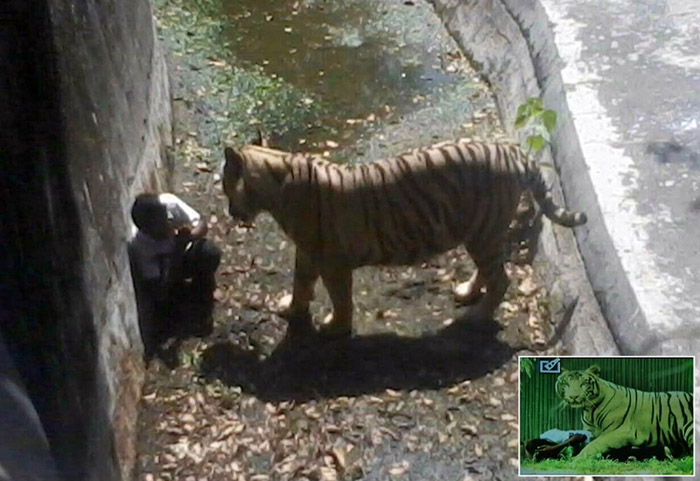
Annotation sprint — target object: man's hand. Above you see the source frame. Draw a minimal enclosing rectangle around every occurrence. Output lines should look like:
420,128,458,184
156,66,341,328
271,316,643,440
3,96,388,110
175,225,191,239
174,226,192,251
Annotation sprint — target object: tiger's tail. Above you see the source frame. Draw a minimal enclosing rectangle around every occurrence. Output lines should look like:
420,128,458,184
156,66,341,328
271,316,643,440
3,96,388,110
525,158,587,227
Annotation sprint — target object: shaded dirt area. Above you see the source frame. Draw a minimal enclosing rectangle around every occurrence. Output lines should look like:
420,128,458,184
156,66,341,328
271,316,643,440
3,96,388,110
134,1,579,480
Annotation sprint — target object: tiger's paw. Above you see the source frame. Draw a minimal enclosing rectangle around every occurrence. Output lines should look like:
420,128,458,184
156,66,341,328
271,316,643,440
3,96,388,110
286,316,317,338
463,304,496,323
279,303,316,338
318,319,352,340
453,279,484,306
278,300,311,321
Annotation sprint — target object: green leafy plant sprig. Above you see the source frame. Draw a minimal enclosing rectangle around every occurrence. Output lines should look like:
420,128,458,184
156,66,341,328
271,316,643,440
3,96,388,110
515,97,557,153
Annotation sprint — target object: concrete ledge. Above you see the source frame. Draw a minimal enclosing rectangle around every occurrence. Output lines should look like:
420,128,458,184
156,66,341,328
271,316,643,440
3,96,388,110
434,0,700,357
429,0,617,355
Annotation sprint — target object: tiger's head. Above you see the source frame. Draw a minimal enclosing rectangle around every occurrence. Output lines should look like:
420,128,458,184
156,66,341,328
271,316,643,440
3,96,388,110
555,365,602,409
222,129,270,224
222,146,258,224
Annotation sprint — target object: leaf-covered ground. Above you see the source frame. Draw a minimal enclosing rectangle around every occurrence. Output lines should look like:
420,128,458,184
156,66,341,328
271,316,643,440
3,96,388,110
134,1,584,480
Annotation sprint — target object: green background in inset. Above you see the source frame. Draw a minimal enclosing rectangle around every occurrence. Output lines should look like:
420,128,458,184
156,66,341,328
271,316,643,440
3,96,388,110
519,357,694,442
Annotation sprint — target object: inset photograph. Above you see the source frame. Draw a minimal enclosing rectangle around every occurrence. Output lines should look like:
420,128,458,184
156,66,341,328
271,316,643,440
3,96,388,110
519,356,694,476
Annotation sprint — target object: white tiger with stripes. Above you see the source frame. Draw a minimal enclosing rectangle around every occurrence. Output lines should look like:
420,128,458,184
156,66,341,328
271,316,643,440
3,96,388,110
222,138,587,338
556,365,694,459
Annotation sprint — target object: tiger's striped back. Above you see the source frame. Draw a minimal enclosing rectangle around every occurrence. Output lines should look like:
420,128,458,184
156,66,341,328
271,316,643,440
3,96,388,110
233,139,585,267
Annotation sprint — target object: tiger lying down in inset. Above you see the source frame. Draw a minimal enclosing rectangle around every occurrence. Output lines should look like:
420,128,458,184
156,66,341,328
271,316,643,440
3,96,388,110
556,365,694,459
222,138,587,339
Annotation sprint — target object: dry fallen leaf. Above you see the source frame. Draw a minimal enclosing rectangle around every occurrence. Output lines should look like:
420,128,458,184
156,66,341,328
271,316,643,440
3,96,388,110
488,397,502,407
327,446,347,473
385,388,401,398
312,466,337,481
196,162,212,172
277,293,293,312
461,424,478,436
304,405,322,420
518,277,538,296
388,460,409,476
376,309,398,320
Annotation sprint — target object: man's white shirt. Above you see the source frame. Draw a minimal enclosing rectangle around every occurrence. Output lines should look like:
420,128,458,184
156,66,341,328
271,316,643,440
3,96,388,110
129,193,201,281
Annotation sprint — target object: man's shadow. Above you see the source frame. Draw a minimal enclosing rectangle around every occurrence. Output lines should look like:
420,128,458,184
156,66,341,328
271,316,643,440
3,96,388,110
200,314,516,402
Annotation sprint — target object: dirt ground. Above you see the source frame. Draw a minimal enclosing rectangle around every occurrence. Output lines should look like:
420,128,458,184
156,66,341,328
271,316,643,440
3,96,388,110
133,1,582,480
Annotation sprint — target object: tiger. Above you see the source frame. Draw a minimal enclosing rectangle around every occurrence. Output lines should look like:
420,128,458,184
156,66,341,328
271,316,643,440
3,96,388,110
555,365,694,459
222,138,587,338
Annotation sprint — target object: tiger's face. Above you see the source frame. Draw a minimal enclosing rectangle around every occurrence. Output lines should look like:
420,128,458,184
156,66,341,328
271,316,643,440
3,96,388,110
556,365,602,408
223,147,259,224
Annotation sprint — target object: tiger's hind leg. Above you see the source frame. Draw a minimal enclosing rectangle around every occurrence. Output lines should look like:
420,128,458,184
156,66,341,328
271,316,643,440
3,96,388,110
464,243,508,320
281,249,319,336
318,266,353,339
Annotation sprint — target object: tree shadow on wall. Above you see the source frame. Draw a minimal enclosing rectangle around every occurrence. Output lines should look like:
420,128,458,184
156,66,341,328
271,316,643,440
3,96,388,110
199,315,516,402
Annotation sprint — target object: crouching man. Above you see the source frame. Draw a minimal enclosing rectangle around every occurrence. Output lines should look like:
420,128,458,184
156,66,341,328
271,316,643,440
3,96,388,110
128,193,221,358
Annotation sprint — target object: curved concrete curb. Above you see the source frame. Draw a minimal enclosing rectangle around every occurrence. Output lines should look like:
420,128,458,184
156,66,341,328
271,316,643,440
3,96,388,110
429,0,617,356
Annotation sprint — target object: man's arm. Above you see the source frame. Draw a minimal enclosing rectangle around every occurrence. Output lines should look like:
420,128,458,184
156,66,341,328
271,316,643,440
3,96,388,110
161,193,207,239
190,220,208,239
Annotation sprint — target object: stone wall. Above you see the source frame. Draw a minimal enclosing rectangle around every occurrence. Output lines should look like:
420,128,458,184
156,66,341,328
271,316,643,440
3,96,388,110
0,0,171,479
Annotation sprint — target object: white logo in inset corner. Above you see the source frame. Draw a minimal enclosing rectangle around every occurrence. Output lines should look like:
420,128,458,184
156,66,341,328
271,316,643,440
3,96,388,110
538,358,561,374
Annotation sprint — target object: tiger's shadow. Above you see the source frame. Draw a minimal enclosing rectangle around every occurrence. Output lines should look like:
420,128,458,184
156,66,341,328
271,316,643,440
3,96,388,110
199,315,515,402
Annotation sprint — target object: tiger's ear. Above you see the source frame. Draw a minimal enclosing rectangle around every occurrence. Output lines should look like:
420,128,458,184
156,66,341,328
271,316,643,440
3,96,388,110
250,129,270,148
224,147,244,176
587,365,601,375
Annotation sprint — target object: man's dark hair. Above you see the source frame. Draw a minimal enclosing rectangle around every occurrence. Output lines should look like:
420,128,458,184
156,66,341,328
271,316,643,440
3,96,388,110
131,193,167,231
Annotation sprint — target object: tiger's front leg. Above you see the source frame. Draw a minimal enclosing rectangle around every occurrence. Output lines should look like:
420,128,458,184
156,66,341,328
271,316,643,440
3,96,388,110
319,266,353,339
575,429,633,459
282,249,319,336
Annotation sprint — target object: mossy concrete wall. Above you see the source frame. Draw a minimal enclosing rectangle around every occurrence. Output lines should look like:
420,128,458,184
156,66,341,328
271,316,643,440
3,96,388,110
0,0,171,479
